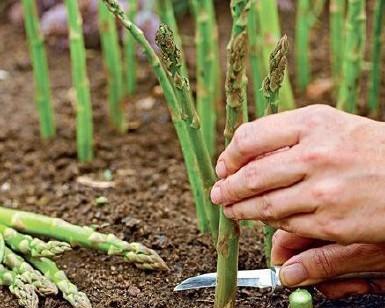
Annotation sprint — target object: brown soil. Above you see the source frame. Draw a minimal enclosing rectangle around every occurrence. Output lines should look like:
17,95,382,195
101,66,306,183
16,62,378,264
1,3,385,308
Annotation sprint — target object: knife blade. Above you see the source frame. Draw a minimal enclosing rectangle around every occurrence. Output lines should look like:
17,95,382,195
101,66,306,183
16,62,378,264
174,267,281,291
174,267,385,291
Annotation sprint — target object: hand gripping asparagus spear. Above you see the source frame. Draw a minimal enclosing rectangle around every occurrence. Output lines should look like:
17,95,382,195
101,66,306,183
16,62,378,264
27,257,91,308
0,264,38,308
0,224,71,257
3,247,58,296
0,207,168,270
262,35,289,266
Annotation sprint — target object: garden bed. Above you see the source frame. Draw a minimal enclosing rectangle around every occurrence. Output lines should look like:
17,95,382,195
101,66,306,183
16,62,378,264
1,3,385,307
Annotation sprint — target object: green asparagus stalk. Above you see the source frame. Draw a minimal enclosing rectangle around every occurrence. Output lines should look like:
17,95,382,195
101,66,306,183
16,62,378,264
158,0,189,78
27,257,91,308
289,289,313,308
0,264,38,308
295,0,311,91
191,0,218,157
0,224,71,257
367,0,385,115
308,0,326,28
336,0,366,113
21,0,56,139
123,0,137,96
0,233,4,263
64,0,94,161
98,0,126,132
248,0,266,118
262,35,288,266
330,0,346,90
215,1,250,307
0,206,168,270
100,0,221,239
257,0,295,110
155,24,220,238
3,247,58,296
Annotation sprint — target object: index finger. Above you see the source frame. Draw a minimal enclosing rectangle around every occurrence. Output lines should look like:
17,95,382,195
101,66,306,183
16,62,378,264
216,109,303,178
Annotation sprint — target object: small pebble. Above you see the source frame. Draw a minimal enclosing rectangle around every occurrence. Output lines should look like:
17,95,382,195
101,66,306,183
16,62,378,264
0,70,9,81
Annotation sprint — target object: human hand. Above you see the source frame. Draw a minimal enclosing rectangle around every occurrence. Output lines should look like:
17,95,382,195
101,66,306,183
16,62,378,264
272,230,385,299
210,105,385,243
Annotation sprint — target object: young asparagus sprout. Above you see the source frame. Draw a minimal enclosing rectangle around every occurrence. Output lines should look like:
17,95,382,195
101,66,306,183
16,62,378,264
3,247,58,296
0,207,168,270
262,35,288,266
98,0,126,132
0,224,71,257
0,264,39,308
155,23,220,238
64,0,94,161
123,0,138,95
27,257,91,308
215,1,249,307
21,0,56,139
337,0,366,113
368,0,385,114
289,289,313,308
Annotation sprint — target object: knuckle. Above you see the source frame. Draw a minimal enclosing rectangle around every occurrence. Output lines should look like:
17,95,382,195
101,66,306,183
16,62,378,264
258,195,276,221
311,249,337,278
233,123,253,155
301,147,330,166
229,205,244,220
311,181,343,207
243,164,259,190
303,105,333,129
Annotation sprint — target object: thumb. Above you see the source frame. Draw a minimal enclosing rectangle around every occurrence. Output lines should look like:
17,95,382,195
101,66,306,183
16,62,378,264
279,243,385,287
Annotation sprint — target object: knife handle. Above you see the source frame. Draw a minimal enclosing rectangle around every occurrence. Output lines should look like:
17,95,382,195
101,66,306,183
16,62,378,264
272,266,385,287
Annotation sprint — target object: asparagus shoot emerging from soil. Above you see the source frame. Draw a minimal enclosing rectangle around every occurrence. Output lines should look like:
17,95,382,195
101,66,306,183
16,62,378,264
257,0,295,110
248,0,266,118
0,206,168,270
330,0,346,90
123,0,138,95
295,0,311,91
337,0,366,113
27,257,91,308
191,0,219,157
98,0,126,132
3,247,58,296
0,224,71,257
215,1,249,307
158,0,189,78
368,0,385,115
262,35,288,266
289,289,313,308
64,0,94,162
21,0,56,139
0,264,38,308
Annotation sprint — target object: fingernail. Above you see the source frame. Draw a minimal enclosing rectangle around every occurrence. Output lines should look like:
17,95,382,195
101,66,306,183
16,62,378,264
210,184,222,204
216,160,227,178
280,263,308,287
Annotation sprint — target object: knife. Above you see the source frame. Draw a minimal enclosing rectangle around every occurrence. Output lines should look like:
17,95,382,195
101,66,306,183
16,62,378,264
174,267,385,291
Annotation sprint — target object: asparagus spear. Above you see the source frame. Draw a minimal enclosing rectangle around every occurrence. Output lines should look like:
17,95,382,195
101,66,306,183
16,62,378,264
330,0,346,90
27,257,91,308
158,0,189,78
0,233,4,263
0,207,168,270
191,0,218,157
21,0,56,139
368,0,385,115
215,1,250,307
64,0,94,161
295,0,311,91
123,0,138,95
257,0,295,110
0,224,71,257
3,247,58,296
248,0,266,118
100,0,220,239
262,35,288,266
98,0,126,132
337,0,366,113
155,24,220,239
0,264,38,308
289,289,313,308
